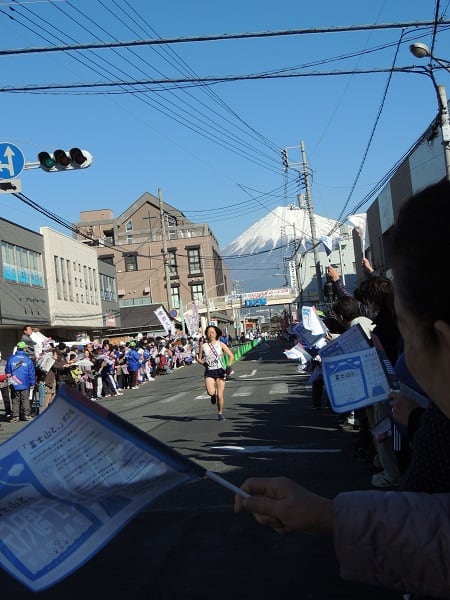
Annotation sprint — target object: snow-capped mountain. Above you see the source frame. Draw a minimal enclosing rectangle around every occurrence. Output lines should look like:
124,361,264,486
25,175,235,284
222,205,342,293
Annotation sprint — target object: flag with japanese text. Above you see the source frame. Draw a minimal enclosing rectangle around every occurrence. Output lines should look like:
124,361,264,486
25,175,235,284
0,385,206,592
154,305,172,335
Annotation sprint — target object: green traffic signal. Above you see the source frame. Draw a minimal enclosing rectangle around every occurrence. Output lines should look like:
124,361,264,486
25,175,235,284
38,151,56,170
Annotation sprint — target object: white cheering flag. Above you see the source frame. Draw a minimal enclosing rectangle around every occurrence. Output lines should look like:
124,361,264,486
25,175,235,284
154,305,172,335
0,385,246,591
184,304,200,336
320,235,334,257
346,213,367,252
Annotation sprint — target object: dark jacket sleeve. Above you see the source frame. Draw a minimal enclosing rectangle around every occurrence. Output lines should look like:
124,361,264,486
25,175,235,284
331,278,352,298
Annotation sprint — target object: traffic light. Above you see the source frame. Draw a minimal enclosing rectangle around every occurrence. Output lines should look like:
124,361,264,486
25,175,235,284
37,148,93,172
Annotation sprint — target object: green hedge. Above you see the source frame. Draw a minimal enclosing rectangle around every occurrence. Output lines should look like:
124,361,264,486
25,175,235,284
223,338,261,366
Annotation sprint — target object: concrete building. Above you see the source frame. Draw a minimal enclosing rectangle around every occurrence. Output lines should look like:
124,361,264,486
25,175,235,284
355,110,448,280
0,219,50,352
73,190,232,333
296,222,357,306
0,220,120,356
41,227,105,329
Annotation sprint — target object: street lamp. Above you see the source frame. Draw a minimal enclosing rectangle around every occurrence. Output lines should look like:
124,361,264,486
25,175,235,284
203,281,226,330
409,42,450,180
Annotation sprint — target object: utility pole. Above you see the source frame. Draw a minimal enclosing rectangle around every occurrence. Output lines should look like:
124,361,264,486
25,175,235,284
408,45,450,181
437,85,450,181
159,188,172,310
301,141,324,303
205,287,211,327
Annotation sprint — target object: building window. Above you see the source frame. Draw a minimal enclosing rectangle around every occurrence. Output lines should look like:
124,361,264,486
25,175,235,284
102,229,114,245
100,273,117,302
1,242,45,288
99,254,114,265
167,215,177,240
92,268,98,304
67,259,73,301
126,235,133,244
54,255,62,300
171,286,181,309
124,254,138,272
191,283,204,304
126,220,133,232
167,250,178,276
119,297,152,307
187,247,201,275
61,257,68,301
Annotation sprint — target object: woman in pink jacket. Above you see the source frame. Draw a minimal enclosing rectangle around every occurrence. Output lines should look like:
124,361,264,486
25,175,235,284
235,180,450,599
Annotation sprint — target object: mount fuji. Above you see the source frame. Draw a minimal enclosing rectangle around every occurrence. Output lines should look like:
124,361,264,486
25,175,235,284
221,205,342,293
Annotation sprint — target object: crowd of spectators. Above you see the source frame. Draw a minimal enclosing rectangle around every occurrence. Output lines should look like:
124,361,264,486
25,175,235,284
0,331,204,422
284,257,425,490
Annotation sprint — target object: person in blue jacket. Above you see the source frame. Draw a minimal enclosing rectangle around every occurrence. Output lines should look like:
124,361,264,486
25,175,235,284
125,341,142,389
6,341,36,422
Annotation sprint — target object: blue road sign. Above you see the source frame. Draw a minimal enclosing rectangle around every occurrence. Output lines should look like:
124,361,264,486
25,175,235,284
244,298,267,307
0,142,25,179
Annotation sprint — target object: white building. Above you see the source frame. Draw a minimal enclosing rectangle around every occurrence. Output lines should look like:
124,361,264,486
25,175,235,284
40,227,104,328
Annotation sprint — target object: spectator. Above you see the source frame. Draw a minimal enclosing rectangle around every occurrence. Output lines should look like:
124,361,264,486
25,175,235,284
332,296,375,339
310,314,345,410
327,262,378,319
331,296,376,451
0,350,12,420
126,341,142,389
235,179,450,599
6,341,36,422
360,276,403,488
35,348,57,412
76,348,96,399
53,346,78,391
21,325,37,363
219,331,229,346
99,351,122,397
389,353,450,494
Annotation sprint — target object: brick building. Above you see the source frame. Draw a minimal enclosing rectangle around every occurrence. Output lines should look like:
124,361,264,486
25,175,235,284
73,190,232,333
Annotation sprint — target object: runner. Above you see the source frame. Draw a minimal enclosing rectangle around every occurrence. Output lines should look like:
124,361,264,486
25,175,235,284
198,325,234,422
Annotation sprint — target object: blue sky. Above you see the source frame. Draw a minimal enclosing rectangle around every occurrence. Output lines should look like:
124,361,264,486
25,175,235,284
1,0,449,252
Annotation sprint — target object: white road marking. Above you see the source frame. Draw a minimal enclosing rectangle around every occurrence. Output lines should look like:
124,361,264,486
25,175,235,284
269,383,289,394
244,375,307,381
231,386,254,397
159,392,189,404
209,445,341,454
239,369,257,378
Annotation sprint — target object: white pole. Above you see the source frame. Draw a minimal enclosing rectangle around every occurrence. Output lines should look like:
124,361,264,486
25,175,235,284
338,241,346,285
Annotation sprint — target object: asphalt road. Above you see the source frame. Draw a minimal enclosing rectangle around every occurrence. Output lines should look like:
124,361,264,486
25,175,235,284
0,341,400,599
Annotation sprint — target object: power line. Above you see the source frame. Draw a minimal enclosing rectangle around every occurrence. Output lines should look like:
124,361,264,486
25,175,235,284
0,66,431,93
0,20,448,55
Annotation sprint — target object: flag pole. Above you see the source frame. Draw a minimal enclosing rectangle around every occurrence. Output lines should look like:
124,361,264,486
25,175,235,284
205,470,250,499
